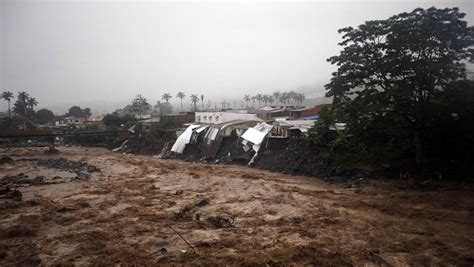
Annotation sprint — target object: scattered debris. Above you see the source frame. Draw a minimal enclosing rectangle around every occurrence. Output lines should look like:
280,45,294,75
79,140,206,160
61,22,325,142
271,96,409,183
17,158,101,181
175,204,197,220
207,215,234,228
169,226,199,257
0,187,22,202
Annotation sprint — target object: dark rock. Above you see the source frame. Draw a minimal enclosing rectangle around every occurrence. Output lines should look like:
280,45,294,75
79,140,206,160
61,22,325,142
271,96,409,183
207,215,234,228
75,171,91,180
291,216,302,225
0,156,13,164
194,241,211,248
195,199,209,207
6,189,22,202
78,201,91,208
156,239,170,247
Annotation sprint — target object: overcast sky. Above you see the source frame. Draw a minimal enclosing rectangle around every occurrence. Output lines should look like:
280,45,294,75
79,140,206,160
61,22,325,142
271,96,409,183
1,0,473,114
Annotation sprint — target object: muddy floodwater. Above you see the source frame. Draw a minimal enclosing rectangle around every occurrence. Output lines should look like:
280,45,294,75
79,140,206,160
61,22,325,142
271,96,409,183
0,147,473,266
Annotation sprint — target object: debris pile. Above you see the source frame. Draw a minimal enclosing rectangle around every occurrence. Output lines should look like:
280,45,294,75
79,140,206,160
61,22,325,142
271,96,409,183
0,157,103,198
19,158,100,174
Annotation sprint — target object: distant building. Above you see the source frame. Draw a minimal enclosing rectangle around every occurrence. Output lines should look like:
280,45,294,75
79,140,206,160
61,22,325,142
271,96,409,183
163,112,195,127
289,104,332,120
55,116,87,127
248,105,305,121
195,111,261,125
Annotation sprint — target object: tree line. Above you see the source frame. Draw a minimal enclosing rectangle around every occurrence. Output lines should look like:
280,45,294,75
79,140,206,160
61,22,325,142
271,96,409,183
243,91,305,107
1,91,94,125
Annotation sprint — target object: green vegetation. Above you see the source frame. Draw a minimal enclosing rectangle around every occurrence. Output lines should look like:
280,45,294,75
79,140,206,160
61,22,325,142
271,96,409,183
244,91,305,107
130,94,151,118
309,7,474,176
1,91,14,117
144,117,177,142
102,112,137,128
35,109,55,124
68,106,91,118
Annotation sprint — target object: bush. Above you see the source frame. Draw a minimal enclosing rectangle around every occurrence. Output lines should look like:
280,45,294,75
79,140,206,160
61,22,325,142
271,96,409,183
144,117,177,142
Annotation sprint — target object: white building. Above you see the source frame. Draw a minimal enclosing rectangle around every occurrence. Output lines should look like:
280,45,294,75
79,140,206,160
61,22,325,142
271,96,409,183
195,112,261,124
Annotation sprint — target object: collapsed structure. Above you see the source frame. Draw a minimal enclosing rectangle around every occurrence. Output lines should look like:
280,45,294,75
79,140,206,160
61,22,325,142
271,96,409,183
170,120,270,164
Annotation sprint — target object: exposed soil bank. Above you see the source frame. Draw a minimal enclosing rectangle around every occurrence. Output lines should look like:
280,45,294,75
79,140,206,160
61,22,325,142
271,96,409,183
1,146,473,266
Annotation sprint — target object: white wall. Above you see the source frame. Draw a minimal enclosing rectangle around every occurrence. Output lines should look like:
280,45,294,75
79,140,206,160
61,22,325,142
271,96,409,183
195,112,260,124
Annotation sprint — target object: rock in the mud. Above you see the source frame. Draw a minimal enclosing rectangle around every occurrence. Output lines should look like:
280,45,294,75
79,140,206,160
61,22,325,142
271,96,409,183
77,201,91,208
291,216,302,225
194,199,209,207
193,241,211,248
32,176,45,185
156,239,170,247
0,156,13,165
6,188,22,202
75,171,91,180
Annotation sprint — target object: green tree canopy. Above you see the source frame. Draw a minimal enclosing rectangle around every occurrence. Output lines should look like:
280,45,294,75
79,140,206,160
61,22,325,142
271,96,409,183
323,7,474,172
130,94,151,118
35,108,55,124
68,106,91,118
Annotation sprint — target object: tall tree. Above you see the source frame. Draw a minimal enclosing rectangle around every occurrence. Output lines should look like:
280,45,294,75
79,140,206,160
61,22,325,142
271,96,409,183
295,93,305,104
272,91,281,104
1,91,14,117
325,7,474,171
36,108,55,124
190,94,199,111
83,108,91,117
200,94,204,109
287,91,297,104
68,106,85,117
27,97,38,110
279,92,289,104
130,94,151,119
13,91,30,117
162,93,172,103
243,95,251,107
176,91,186,110
255,94,263,107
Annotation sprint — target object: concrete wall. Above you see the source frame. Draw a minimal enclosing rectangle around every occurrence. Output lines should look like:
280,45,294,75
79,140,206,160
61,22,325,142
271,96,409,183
195,112,260,124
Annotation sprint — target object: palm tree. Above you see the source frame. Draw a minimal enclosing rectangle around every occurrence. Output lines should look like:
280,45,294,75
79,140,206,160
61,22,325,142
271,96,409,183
27,97,38,109
295,93,305,104
1,91,14,117
190,94,199,111
200,94,204,109
280,92,288,104
243,95,251,107
255,94,263,107
176,91,186,111
272,91,281,104
13,91,30,117
162,93,172,103
18,91,29,102
268,95,274,105
288,91,297,104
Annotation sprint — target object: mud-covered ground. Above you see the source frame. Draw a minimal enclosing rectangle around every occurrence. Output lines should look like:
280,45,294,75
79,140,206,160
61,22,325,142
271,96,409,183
0,147,473,266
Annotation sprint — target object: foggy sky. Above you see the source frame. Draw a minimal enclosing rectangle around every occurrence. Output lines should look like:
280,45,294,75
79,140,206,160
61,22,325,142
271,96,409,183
1,0,473,115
